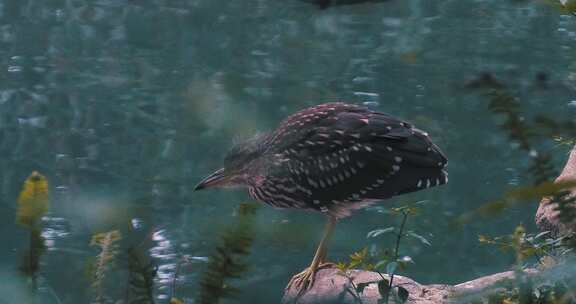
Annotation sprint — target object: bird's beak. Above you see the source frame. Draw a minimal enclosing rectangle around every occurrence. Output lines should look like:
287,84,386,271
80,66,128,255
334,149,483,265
194,168,228,191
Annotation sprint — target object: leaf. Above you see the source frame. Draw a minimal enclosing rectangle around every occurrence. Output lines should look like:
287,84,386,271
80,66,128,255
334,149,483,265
363,263,375,271
478,235,491,243
16,171,49,228
335,262,349,272
348,259,362,269
406,231,431,246
367,227,395,238
170,298,184,304
391,206,420,215
386,262,397,276
90,230,122,303
457,179,576,223
561,0,576,14
356,282,371,295
374,260,388,270
197,205,258,304
377,279,390,297
350,247,369,262
397,286,409,303
127,247,156,303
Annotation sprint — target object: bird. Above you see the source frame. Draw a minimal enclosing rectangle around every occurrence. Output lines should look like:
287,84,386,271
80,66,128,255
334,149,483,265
194,102,448,294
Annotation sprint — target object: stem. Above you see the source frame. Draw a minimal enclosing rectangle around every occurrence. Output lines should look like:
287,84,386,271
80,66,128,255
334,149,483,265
171,256,184,300
386,211,408,304
347,278,365,304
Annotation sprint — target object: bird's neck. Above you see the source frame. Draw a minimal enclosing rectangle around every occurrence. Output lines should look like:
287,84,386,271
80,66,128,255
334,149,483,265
247,174,266,188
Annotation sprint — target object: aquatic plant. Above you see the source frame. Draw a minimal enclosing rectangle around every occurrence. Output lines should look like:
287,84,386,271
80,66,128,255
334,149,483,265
126,246,157,304
457,88,576,223
16,171,49,229
196,202,259,304
90,230,122,304
455,82,576,303
16,171,49,290
559,0,576,15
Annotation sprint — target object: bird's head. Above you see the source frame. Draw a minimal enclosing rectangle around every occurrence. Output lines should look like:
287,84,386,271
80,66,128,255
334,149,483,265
194,134,267,191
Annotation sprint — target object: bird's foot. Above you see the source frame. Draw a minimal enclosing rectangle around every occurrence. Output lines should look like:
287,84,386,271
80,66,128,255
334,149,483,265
285,263,334,295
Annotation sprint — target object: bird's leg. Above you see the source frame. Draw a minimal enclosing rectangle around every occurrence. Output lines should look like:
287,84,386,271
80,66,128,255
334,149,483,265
286,216,337,294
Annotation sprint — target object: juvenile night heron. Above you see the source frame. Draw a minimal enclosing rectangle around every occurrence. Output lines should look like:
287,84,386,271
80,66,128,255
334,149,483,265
195,102,447,293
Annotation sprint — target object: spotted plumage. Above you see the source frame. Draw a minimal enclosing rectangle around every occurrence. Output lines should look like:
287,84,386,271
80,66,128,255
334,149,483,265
203,102,447,218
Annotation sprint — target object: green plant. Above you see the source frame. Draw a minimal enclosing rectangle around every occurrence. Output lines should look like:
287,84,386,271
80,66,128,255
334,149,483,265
337,203,429,303
458,88,576,224
16,171,49,291
126,246,157,304
473,225,576,303
196,202,259,304
89,230,122,304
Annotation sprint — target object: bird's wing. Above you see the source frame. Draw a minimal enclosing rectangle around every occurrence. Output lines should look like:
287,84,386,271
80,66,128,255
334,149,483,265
264,104,447,211
270,104,446,170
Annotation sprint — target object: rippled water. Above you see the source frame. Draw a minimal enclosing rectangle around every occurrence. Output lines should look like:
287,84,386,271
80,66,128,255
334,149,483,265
1,0,576,303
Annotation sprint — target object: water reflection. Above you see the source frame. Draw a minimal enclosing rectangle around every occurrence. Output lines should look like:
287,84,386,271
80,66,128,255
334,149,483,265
150,228,179,300
41,216,71,251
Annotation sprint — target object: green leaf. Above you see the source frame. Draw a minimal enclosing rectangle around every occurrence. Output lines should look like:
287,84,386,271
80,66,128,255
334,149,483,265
397,286,409,303
356,282,371,295
335,262,349,272
348,259,361,269
391,206,420,215
367,227,395,238
374,260,389,270
349,247,369,262
377,279,390,297
456,179,576,223
406,231,431,246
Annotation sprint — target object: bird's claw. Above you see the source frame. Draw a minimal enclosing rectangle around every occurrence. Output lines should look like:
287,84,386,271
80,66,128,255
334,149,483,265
285,263,334,296
286,267,316,295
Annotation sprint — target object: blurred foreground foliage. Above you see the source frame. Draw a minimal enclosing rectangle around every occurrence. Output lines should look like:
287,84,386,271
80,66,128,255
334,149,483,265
459,88,576,224
472,224,576,303
455,85,576,303
90,230,122,304
126,246,157,304
196,202,259,304
16,171,49,229
13,186,260,304
16,171,49,293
